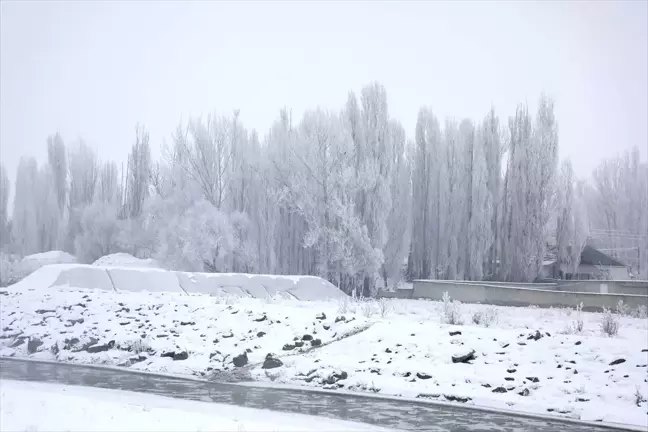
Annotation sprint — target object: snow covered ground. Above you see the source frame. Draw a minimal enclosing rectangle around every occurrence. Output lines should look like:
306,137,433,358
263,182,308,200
0,380,393,432
1,280,646,428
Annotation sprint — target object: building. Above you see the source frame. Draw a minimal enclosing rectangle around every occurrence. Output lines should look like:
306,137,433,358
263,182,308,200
540,244,629,281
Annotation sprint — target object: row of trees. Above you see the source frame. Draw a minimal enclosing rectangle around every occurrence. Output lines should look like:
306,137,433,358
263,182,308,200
1,82,646,293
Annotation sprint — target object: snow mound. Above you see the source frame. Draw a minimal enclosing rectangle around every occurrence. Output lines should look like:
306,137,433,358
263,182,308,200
8,264,347,301
20,251,77,273
92,253,163,269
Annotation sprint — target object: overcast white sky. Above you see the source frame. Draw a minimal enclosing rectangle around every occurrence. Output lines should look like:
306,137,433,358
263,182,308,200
1,1,647,189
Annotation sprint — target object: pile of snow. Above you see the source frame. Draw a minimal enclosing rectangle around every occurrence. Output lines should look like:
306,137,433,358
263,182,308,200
6,264,348,301
0,381,391,432
93,253,163,269
18,251,77,276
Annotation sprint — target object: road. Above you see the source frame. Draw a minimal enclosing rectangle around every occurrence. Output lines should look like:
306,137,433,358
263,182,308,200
0,358,635,432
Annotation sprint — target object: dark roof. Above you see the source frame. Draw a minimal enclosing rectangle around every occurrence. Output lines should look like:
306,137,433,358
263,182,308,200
580,245,626,267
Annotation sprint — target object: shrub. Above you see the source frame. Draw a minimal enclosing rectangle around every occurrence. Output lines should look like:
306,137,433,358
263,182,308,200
600,307,620,337
377,297,392,318
471,307,499,327
631,305,647,319
616,300,631,316
442,292,464,325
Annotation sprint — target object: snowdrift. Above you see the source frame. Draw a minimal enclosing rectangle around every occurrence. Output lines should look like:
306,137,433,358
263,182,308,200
92,253,163,269
20,251,77,273
7,264,347,301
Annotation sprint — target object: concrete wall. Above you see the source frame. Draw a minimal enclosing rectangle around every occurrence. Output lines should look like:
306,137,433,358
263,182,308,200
411,280,648,311
377,289,414,299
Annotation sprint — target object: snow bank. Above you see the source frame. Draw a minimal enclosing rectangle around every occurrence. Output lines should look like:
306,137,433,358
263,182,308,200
7,263,347,300
0,380,391,432
21,251,77,269
93,253,163,269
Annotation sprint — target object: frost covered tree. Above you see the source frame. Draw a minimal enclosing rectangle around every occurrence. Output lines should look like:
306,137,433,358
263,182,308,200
47,133,68,215
96,161,120,205
124,125,151,218
74,200,122,263
66,140,98,253
11,157,39,255
481,109,502,279
0,164,10,247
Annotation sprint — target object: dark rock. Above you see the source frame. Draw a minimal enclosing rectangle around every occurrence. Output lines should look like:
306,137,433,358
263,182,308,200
505,377,515,381
67,318,84,326
304,375,317,383
232,352,248,367
567,360,576,364
323,325,330,330
316,313,326,320
545,332,551,337
370,368,382,375
209,351,221,359
171,351,188,361
246,348,252,353
335,316,346,323
35,309,56,314
262,354,283,369
492,386,507,393
385,348,392,353
449,331,462,336
527,330,543,341
518,388,530,396
416,372,432,380
294,341,304,348
481,383,492,388
335,371,348,380
507,368,517,373
311,338,322,347
518,342,527,346
27,338,43,354
180,321,195,326
230,310,239,315
501,343,510,348
282,343,295,351
573,369,578,374
526,376,539,383
609,358,626,366
254,315,267,322
557,364,563,368
576,397,590,402
302,334,313,341
222,332,234,339
575,341,582,345
87,340,116,354
642,349,648,352
257,332,266,338
452,349,476,363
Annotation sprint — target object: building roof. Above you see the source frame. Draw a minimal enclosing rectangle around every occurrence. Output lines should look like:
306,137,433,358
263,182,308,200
579,245,626,268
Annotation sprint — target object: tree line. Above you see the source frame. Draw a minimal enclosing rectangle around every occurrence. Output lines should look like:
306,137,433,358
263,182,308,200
0,82,646,293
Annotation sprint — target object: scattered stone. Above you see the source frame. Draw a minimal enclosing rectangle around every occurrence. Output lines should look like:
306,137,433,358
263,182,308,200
567,360,576,364
294,341,304,348
642,349,648,353
323,325,330,330
316,313,326,320
209,351,221,360
119,321,130,326
557,364,563,369
87,340,115,354
262,354,283,369
452,349,476,364
573,369,578,375
282,343,295,351
545,332,551,337
449,331,462,336
385,348,392,353
222,332,234,339
575,341,582,345
172,351,188,361
518,388,530,396
526,377,540,383
609,358,626,366
257,332,266,338
416,372,432,380
576,397,590,402
335,316,346,323
481,383,492,388
311,338,322,347
253,315,267,322
507,368,517,373
518,342,527,346
492,386,507,393
501,343,510,349
527,330,543,341
505,377,515,381
27,338,43,354
35,309,56,315
180,321,195,326
232,352,248,367
212,338,219,344
66,318,84,326
371,368,382,375
302,334,313,341
444,395,471,403
230,310,239,315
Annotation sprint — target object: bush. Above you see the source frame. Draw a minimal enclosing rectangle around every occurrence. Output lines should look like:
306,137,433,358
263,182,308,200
631,305,648,319
600,308,620,337
616,300,631,316
572,302,584,333
377,297,392,318
442,292,463,325
471,307,499,327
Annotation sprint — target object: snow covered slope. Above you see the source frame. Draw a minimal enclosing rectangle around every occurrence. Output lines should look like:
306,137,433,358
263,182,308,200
93,253,163,269
0,380,393,432
6,263,348,301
